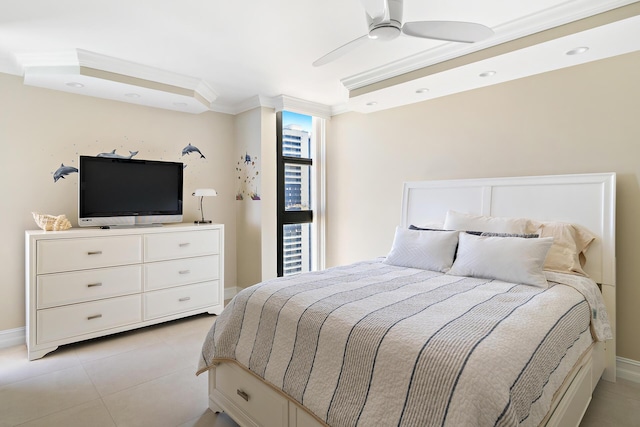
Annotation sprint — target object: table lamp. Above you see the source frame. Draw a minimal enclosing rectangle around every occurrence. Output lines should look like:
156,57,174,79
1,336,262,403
192,188,217,224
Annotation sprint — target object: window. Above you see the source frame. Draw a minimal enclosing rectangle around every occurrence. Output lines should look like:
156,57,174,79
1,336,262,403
277,111,322,276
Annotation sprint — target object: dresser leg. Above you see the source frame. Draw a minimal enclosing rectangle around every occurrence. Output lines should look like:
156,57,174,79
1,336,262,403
207,306,223,316
28,345,59,361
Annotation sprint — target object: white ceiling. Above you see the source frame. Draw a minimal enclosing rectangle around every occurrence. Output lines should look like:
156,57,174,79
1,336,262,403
0,0,638,115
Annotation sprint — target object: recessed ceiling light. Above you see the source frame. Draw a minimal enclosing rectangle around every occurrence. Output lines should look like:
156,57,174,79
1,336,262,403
173,102,188,107
366,101,378,106
479,71,496,78
124,93,140,98
566,46,589,56
65,82,84,88
415,88,429,94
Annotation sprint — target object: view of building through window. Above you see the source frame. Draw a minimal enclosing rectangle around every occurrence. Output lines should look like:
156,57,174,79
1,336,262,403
281,111,313,276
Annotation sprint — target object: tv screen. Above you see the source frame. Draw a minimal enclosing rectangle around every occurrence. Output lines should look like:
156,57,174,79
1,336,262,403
79,156,183,227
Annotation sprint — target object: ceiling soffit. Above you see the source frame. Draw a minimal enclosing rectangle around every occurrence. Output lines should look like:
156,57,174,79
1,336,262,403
18,49,217,114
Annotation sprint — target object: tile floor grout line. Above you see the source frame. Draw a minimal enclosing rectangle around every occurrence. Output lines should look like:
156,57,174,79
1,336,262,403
99,396,120,427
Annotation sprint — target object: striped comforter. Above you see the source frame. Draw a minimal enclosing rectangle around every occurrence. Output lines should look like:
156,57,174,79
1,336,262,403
198,260,611,427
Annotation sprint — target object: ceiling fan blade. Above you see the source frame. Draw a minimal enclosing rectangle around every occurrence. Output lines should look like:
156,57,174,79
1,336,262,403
312,34,371,67
402,21,493,43
361,0,388,22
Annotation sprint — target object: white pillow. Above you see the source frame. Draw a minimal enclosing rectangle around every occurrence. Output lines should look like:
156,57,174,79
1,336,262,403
447,233,553,287
443,210,537,234
384,227,459,273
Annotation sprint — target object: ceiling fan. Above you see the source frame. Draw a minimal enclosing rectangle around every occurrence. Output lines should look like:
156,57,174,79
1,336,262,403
313,0,494,67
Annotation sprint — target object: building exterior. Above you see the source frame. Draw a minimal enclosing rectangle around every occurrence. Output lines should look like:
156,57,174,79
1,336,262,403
282,124,311,275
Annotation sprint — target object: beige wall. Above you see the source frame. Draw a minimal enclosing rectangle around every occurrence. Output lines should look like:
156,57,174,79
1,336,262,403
234,107,278,288
235,108,263,288
0,73,237,331
325,51,640,361
260,108,278,281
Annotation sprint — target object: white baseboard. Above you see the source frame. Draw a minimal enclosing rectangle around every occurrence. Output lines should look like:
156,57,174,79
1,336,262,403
617,356,640,383
224,286,239,301
0,327,25,349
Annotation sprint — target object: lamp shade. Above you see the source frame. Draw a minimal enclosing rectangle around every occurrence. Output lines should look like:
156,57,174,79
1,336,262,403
192,188,217,197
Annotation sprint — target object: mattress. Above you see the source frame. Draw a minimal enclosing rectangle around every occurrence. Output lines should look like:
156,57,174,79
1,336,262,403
198,259,611,427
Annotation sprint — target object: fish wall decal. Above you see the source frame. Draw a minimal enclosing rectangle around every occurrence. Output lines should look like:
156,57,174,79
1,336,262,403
97,149,139,159
181,143,205,159
53,163,78,182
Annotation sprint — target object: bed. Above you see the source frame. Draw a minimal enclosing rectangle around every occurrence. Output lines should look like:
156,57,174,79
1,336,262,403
197,173,616,427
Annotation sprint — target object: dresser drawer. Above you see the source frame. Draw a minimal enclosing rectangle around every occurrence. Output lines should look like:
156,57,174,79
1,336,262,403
37,236,142,274
144,230,220,262
37,265,142,309
144,255,219,291
215,363,288,427
144,281,219,319
37,294,142,344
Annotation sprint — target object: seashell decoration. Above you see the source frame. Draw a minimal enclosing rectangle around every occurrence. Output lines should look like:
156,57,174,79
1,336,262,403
32,212,72,231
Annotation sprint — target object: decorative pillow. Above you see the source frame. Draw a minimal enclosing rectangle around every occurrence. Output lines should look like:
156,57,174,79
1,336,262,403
409,224,444,231
411,225,482,235
480,232,539,238
447,233,553,287
384,227,459,273
538,222,595,276
409,221,445,230
443,210,539,234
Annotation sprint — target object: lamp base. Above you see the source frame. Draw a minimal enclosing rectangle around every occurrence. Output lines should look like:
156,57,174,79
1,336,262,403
194,220,212,224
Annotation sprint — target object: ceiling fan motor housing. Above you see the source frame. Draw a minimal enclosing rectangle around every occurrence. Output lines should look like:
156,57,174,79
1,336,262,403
368,24,401,40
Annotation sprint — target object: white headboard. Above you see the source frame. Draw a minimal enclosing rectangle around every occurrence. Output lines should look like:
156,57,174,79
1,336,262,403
401,172,617,380
401,173,616,285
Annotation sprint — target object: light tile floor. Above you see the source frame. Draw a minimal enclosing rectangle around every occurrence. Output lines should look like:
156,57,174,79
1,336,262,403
0,314,234,427
1,313,638,426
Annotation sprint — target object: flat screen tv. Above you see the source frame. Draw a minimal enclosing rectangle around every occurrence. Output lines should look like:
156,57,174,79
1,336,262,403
78,156,183,228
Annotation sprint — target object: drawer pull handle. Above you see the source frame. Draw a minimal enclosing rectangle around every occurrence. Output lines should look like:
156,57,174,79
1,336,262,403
87,283,103,288
87,251,103,255
179,243,190,247
87,314,102,320
237,389,249,402
179,297,191,302
179,270,191,275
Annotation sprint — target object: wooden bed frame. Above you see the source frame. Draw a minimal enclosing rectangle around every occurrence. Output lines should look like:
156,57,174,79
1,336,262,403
208,172,616,427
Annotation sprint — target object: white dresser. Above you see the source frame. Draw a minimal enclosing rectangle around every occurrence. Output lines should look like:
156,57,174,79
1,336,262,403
25,223,224,360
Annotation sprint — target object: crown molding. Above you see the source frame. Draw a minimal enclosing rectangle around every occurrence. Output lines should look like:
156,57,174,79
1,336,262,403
341,0,638,92
194,81,218,109
222,95,275,115
330,103,352,116
225,94,333,118
271,95,333,120
15,49,79,72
